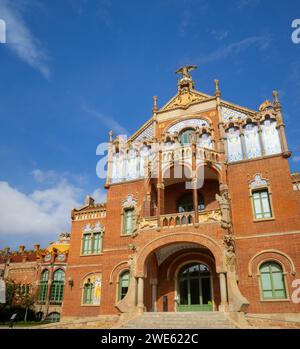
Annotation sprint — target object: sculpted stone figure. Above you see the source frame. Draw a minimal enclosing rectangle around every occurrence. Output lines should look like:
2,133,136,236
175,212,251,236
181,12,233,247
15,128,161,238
216,192,232,229
225,245,236,269
176,65,197,80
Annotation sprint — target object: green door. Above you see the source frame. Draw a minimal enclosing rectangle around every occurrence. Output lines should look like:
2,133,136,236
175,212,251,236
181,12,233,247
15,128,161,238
177,263,213,312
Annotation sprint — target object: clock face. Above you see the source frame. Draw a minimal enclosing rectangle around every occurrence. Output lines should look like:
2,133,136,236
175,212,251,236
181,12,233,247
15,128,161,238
44,254,51,262
56,254,65,262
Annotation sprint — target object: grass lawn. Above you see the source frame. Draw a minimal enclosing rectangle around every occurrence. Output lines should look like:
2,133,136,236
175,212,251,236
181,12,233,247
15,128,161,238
0,321,46,327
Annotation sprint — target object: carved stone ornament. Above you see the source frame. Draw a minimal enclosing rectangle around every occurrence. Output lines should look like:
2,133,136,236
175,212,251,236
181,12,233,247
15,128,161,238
259,100,274,112
215,192,232,229
249,174,268,190
122,194,137,209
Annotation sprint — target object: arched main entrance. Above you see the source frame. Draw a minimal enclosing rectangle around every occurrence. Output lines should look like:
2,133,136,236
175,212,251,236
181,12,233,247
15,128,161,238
177,262,213,312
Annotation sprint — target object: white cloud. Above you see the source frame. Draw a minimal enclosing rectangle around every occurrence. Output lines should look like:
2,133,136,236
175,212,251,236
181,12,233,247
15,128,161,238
0,0,50,78
197,36,271,65
0,168,107,248
81,103,128,135
0,180,81,242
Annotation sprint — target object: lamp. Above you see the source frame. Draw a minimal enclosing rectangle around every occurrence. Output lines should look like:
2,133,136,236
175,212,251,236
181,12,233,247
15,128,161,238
68,276,74,288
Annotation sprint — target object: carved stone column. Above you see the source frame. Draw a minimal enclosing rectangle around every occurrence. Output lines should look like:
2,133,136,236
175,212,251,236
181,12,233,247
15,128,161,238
192,143,199,226
238,124,247,160
219,272,228,311
215,79,226,154
257,124,266,156
150,279,158,312
104,130,114,189
137,277,145,314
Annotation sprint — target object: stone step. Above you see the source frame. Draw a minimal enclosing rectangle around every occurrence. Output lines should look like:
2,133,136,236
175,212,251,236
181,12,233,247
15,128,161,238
119,312,236,329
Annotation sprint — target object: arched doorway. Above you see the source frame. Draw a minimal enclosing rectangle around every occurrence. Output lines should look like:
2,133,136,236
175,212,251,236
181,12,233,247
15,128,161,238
177,262,213,312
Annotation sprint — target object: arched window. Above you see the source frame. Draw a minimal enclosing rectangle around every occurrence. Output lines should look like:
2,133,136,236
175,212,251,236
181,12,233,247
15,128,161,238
38,270,49,303
177,193,205,213
46,312,60,323
35,311,44,322
83,279,94,304
180,128,195,145
50,269,65,304
82,274,102,305
260,261,286,299
119,271,130,300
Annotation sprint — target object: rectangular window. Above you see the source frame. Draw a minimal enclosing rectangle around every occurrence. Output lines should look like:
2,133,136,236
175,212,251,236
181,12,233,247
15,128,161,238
252,190,272,219
93,233,101,254
123,209,133,235
82,234,92,255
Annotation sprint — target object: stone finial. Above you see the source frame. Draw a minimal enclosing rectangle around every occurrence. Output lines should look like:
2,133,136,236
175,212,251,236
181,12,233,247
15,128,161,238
272,90,279,104
109,130,113,143
152,95,158,113
18,245,25,254
34,244,40,252
214,79,220,97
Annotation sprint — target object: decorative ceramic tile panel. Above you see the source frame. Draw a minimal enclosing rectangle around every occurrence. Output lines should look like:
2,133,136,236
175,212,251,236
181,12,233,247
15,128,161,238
226,127,243,162
167,119,209,134
221,106,247,122
261,119,282,156
244,124,262,159
133,122,154,141
198,133,213,149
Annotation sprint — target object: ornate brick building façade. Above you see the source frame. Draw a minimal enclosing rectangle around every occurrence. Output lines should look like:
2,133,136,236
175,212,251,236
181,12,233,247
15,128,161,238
0,233,70,322
61,66,300,322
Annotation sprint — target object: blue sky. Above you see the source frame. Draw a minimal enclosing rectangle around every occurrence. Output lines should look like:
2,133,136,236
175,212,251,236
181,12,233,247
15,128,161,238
0,0,299,249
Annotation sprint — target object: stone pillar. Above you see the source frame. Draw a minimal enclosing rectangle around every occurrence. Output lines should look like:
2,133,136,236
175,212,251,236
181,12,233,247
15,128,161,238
277,120,290,158
214,79,226,154
257,125,266,156
137,277,144,314
192,143,199,226
219,272,228,311
150,279,158,312
239,125,247,160
105,132,114,189
156,149,164,230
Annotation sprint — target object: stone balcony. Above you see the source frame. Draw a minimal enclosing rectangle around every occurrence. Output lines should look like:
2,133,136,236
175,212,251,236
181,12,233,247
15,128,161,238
137,209,222,231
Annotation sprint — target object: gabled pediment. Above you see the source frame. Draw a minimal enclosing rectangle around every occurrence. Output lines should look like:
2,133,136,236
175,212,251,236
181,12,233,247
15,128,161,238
159,89,212,113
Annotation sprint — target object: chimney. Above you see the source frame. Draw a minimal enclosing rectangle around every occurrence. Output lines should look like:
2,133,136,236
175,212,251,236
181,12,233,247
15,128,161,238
4,246,10,255
19,245,25,254
34,243,40,252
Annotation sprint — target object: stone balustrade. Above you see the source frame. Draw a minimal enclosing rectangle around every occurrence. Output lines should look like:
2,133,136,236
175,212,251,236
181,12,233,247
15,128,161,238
139,209,222,230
